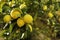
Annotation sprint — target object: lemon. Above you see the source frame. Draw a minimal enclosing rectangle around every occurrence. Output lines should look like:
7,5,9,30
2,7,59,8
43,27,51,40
10,9,21,19
48,12,54,18
17,18,25,27
3,15,11,23
43,5,47,11
23,14,33,23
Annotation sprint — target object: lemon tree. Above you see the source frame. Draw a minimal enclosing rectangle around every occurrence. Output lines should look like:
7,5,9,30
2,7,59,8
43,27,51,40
0,0,60,40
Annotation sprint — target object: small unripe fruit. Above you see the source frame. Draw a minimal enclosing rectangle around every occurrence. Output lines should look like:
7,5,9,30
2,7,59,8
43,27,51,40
48,12,54,18
43,5,47,11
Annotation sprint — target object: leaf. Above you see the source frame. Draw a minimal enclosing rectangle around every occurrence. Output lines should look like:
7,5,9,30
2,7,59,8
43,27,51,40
23,32,27,39
34,12,38,21
0,2,5,13
9,24,14,33
28,24,33,32
2,5,11,12
0,30,6,37
41,0,49,4
26,24,33,32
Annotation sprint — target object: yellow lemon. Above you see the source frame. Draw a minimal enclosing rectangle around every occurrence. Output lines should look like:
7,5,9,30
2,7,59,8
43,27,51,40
17,18,25,27
3,15,11,23
48,12,54,18
23,14,33,23
43,5,47,11
10,9,21,19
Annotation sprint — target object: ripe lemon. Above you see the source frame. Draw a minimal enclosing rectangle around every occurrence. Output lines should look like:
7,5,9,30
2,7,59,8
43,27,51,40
10,9,21,19
48,12,54,18
3,15,11,23
23,14,33,23
43,5,47,11
17,18,25,27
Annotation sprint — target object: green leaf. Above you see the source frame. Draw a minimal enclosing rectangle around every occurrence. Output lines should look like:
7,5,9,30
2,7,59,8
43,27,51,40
0,2,5,13
41,0,49,4
23,32,27,39
34,12,38,21
0,30,6,37
9,24,14,33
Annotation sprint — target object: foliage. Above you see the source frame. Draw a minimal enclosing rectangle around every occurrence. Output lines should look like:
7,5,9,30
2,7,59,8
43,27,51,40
0,0,60,40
